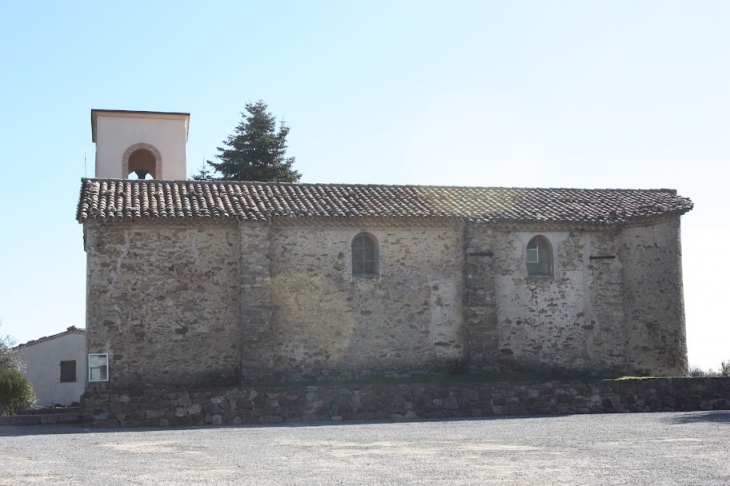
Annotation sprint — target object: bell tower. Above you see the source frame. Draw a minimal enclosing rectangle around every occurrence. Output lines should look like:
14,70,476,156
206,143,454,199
91,109,190,180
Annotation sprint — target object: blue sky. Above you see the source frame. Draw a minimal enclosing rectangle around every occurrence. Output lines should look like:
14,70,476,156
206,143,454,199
1,1,728,370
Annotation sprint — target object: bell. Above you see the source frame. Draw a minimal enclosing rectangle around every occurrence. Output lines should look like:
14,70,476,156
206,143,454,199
134,169,150,179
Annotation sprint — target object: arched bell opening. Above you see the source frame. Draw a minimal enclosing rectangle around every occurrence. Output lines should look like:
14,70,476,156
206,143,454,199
127,148,157,179
122,143,162,180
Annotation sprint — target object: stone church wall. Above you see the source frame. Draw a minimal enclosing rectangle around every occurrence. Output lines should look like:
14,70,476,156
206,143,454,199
466,227,627,374
620,218,687,376
463,226,499,370
260,225,466,381
85,224,240,389
238,225,276,382
84,217,687,391
494,230,629,373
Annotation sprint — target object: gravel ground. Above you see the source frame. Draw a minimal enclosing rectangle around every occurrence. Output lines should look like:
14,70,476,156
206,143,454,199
1,411,728,485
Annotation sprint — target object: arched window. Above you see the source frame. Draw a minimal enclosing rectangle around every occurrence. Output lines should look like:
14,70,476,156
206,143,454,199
122,143,162,180
526,235,553,276
127,148,157,179
352,233,378,276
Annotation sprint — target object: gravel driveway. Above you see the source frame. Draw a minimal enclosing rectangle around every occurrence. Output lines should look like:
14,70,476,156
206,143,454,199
1,411,728,485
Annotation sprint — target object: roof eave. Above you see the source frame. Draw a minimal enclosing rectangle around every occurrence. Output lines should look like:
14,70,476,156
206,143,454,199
91,109,191,143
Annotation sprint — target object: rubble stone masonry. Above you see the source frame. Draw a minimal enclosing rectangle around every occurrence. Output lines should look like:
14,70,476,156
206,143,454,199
81,377,730,428
85,224,240,389
265,225,465,381
84,216,687,390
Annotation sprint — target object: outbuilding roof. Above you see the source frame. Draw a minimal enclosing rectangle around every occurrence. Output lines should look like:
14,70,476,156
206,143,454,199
14,327,86,349
76,179,693,226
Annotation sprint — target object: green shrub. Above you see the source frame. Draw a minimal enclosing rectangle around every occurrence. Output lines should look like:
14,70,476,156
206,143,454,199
689,366,711,377
689,363,730,378
0,368,35,415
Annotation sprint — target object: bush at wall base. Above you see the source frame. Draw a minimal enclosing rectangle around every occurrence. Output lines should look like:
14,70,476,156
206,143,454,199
0,368,35,415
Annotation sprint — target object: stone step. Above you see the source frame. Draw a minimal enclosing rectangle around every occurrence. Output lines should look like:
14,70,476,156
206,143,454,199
0,412,81,426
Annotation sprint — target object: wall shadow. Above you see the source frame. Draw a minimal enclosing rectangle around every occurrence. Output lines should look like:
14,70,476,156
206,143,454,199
0,413,590,438
665,410,730,424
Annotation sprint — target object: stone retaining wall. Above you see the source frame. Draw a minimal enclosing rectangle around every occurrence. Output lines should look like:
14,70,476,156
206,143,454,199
0,412,80,426
82,377,730,428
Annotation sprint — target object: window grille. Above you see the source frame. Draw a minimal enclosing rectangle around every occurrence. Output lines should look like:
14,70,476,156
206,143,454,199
526,236,553,276
352,234,378,276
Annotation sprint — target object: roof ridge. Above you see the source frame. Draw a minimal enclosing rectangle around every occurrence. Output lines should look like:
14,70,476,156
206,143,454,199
79,178,678,193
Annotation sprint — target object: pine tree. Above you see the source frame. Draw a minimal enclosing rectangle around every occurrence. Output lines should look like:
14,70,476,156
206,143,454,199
193,101,301,182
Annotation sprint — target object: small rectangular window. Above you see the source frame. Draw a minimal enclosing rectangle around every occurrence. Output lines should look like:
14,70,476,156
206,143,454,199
88,354,109,382
60,360,76,383
527,248,539,263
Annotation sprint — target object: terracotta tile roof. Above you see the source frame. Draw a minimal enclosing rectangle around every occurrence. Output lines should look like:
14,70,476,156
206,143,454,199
15,327,86,349
76,179,693,225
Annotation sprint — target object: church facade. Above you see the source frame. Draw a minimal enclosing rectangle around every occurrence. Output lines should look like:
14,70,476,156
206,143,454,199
78,110,693,391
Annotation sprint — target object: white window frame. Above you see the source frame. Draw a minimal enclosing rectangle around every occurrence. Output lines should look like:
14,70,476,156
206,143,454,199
88,353,109,382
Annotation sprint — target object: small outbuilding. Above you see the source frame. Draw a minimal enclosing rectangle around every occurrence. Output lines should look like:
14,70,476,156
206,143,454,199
15,326,86,407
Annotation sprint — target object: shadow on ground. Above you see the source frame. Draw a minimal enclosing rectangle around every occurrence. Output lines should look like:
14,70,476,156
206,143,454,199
0,413,564,437
4,410,728,438
666,411,730,424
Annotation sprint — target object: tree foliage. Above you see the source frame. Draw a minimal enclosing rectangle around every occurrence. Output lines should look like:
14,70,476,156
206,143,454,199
0,368,35,415
193,101,301,183
689,361,730,378
0,324,21,374
0,322,35,414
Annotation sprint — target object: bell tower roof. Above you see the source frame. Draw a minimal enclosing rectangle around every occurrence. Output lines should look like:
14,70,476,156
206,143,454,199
90,109,190,142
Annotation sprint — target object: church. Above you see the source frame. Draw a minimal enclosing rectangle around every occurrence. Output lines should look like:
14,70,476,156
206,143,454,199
78,109,693,392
